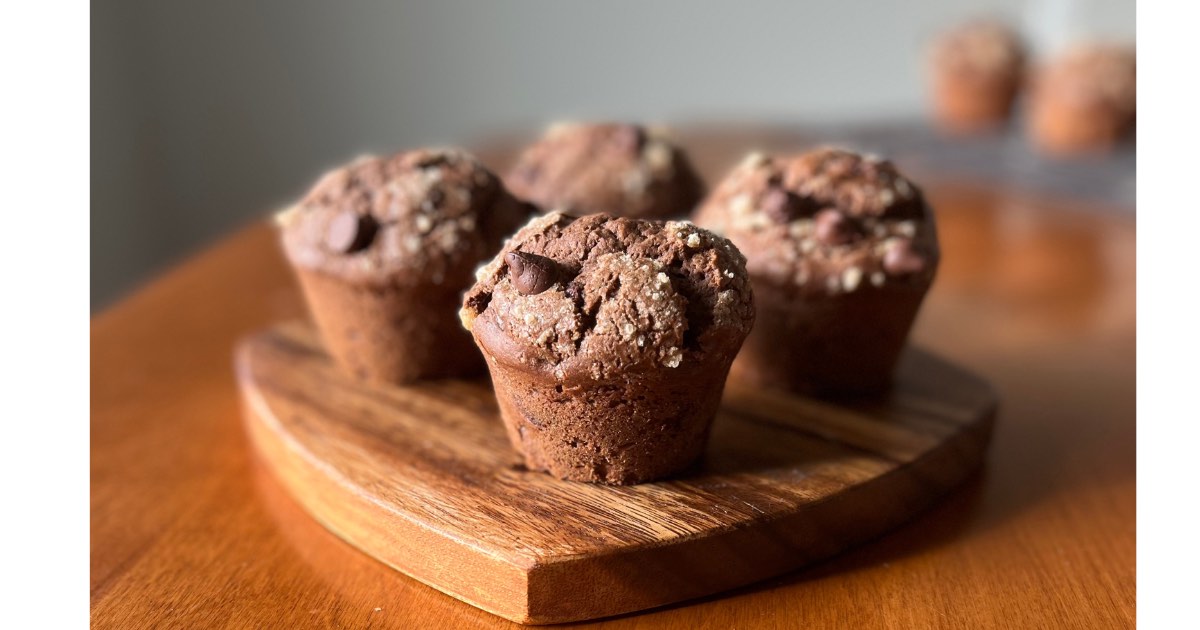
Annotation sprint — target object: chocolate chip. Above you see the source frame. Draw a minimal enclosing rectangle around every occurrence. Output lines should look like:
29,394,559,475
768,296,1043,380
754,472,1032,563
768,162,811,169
762,189,795,223
883,238,927,275
610,125,645,154
415,153,453,169
325,210,378,253
814,209,861,245
883,195,925,220
762,188,820,224
506,251,559,295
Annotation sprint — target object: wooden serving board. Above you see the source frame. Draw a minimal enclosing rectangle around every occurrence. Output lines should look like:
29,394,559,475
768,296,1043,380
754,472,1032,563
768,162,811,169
236,322,997,625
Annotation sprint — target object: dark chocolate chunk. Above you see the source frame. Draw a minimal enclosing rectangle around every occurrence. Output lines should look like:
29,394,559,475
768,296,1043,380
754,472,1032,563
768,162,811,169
506,251,559,295
761,189,794,223
762,188,820,223
610,125,645,155
415,153,453,169
813,209,860,245
325,210,378,253
883,238,926,275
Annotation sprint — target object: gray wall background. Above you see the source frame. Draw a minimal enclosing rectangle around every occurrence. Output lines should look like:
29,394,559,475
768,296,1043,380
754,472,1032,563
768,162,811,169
92,0,1133,309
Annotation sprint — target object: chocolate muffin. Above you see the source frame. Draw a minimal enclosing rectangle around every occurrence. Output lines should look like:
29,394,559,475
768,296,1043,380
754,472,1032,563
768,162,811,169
504,122,705,220
460,213,755,484
1028,44,1136,154
693,148,939,397
277,149,530,385
928,20,1026,133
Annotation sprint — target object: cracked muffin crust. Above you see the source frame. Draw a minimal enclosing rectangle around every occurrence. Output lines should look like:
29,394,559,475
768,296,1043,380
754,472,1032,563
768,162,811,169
462,213,754,380
693,149,938,297
693,148,939,397
461,212,754,484
277,148,530,384
504,122,705,220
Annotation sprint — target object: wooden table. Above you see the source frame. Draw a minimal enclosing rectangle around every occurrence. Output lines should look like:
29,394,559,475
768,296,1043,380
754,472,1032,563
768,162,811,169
91,129,1135,629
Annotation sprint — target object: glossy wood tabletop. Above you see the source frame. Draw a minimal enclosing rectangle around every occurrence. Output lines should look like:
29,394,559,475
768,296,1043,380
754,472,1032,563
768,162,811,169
91,129,1135,629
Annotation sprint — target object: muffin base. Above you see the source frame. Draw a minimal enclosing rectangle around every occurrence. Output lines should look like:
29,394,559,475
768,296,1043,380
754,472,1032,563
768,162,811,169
1029,100,1133,154
295,268,483,385
733,285,929,398
931,75,1019,133
482,353,733,485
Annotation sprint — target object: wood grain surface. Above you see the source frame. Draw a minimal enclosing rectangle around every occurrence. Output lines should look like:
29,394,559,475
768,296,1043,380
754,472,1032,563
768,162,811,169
237,322,995,624
91,127,1135,629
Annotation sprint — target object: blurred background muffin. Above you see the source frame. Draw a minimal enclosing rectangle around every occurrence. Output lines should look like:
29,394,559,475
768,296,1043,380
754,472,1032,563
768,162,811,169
928,20,1026,133
504,122,705,219
1027,43,1136,154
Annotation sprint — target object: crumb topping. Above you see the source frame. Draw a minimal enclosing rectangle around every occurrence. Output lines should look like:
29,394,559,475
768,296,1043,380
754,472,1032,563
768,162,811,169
461,213,754,379
692,148,939,298
931,21,1025,80
277,148,529,286
504,122,705,220
1037,44,1136,114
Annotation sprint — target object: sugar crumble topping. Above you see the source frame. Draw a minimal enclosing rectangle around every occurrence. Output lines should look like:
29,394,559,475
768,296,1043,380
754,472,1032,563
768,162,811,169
505,122,704,220
931,21,1025,78
279,148,528,287
692,148,938,297
462,213,754,379
1039,44,1136,113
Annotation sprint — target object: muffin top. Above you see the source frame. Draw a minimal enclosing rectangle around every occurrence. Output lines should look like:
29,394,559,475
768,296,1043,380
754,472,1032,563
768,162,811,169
930,20,1025,81
277,148,530,287
1035,44,1136,115
460,213,754,381
504,122,705,220
692,148,939,300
